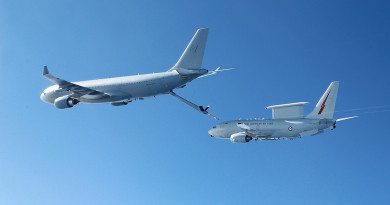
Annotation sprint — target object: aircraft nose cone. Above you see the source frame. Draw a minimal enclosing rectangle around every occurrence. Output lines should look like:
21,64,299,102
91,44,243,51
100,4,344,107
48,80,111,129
40,91,50,103
40,92,45,101
208,128,215,137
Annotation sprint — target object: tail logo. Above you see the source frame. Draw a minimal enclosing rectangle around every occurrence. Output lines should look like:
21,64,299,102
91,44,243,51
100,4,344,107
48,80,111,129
194,45,198,53
318,90,331,115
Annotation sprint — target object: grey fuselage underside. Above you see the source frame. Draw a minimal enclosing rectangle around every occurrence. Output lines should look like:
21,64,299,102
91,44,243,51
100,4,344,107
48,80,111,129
42,70,194,104
209,119,335,139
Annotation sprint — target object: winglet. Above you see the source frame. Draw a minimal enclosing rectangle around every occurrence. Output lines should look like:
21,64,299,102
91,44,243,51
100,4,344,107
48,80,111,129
42,65,65,85
43,65,49,75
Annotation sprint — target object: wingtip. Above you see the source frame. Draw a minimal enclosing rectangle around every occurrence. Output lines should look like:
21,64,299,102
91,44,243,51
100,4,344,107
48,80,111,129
43,65,49,75
196,28,210,33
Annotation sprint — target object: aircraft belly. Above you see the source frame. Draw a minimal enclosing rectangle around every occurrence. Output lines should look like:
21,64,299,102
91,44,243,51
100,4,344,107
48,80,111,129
300,129,321,137
273,130,299,137
79,97,127,104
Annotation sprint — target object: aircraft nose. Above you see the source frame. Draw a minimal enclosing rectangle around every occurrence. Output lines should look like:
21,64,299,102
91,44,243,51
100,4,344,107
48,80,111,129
208,128,215,137
40,91,50,103
40,92,45,101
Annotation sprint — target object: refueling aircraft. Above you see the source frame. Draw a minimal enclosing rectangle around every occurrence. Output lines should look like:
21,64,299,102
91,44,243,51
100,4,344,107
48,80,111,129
40,28,232,119
208,81,358,143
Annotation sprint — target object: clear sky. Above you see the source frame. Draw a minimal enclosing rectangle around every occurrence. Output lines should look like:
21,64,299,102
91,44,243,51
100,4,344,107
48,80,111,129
1,0,390,204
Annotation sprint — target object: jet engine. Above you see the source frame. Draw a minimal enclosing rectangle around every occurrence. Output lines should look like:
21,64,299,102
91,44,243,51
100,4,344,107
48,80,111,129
54,96,79,109
230,133,252,143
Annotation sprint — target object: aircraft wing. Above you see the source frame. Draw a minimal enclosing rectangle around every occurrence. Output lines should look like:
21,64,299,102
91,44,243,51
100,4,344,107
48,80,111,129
42,66,110,99
236,123,265,137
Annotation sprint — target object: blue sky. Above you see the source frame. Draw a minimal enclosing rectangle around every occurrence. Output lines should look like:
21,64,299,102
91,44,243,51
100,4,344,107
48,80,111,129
1,0,390,204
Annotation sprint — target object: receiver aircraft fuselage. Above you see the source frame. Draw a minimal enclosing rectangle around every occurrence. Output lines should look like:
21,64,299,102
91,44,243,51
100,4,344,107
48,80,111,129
209,82,357,143
40,28,231,118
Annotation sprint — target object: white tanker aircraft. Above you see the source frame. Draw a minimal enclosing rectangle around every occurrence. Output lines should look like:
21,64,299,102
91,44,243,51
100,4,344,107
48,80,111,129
40,28,232,119
208,81,358,143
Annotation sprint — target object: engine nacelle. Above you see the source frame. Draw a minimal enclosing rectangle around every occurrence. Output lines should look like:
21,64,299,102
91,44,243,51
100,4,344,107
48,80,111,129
230,133,252,143
54,96,79,109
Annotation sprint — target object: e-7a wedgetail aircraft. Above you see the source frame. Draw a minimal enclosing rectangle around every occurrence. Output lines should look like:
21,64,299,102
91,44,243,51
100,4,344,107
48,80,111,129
208,81,358,143
40,28,231,119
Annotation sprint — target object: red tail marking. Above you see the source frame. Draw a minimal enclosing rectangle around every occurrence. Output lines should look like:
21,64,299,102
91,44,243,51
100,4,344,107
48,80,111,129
318,90,331,115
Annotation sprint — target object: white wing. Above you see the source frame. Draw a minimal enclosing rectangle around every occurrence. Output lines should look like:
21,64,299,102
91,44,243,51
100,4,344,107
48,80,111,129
236,123,266,137
43,66,110,99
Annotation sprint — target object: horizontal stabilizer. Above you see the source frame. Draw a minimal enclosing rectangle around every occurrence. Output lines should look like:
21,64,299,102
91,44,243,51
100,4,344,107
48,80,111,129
197,67,236,78
336,116,358,122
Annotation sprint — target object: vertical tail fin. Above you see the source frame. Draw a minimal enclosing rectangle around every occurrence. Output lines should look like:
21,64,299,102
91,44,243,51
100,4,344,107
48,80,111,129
306,81,339,119
168,28,209,71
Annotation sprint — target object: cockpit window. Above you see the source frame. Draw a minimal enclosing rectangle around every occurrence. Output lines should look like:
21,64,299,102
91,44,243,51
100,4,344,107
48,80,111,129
212,126,216,128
